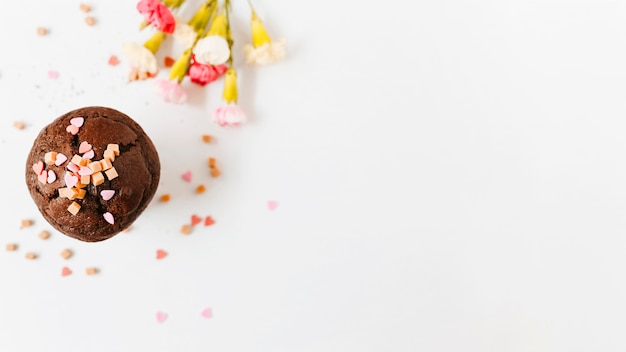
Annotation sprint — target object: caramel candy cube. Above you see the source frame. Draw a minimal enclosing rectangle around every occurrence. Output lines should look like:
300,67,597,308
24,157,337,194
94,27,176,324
107,144,120,156
105,167,118,181
6,243,17,251
100,158,113,171
68,201,81,215
67,189,79,200
92,172,105,186
38,231,50,240
71,155,88,166
180,224,192,235
208,157,216,168
66,188,78,200
86,267,99,275
60,249,73,260
80,175,91,185
57,188,70,198
210,167,221,178
20,219,33,229
79,3,91,13
75,181,87,189
88,161,102,173
103,149,115,162
65,188,78,200
61,188,79,200
44,152,58,165
25,252,37,260
75,189,87,199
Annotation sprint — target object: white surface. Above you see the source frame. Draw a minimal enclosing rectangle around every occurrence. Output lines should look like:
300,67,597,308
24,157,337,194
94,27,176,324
0,0,625,351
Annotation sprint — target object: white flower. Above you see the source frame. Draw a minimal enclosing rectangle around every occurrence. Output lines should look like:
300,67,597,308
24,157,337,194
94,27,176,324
122,42,158,74
173,16,197,49
243,39,286,65
193,35,230,65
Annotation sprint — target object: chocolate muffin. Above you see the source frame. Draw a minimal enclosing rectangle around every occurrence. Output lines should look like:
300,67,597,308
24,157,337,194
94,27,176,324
25,106,160,242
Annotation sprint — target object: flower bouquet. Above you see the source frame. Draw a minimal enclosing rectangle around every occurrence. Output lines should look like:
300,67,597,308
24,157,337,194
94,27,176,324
122,0,285,127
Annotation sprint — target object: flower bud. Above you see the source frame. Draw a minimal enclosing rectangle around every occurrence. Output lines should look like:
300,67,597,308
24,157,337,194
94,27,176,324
222,68,238,104
251,12,271,47
207,13,228,37
169,49,193,83
144,31,166,55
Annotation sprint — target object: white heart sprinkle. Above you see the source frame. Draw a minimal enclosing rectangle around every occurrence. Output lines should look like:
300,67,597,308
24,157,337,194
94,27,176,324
101,190,115,201
103,212,114,225
70,117,84,127
55,153,68,166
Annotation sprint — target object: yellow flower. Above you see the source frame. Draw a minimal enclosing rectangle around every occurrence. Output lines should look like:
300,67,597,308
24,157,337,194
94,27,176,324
164,0,186,9
250,12,271,48
188,0,215,34
169,49,193,83
207,13,228,37
143,31,166,55
222,67,238,104
243,11,285,65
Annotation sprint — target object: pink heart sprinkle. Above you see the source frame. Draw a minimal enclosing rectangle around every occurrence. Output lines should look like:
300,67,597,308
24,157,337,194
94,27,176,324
78,141,92,153
55,153,68,166
48,70,59,79
38,172,48,184
82,150,95,160
67,162,80,173
101,190,115,201
200,308,213,319
32,161,44,175
156,311,167,323
103,212,114,224
47,170,57,184
70,117,84,127
78,167,93,176
66,125,79,135
64,172,78,188
181,171,192,183
267,200,279,211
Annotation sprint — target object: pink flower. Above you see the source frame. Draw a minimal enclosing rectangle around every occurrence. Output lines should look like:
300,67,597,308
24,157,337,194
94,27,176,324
155,79,187,104
188,59,228,86
213,104,247,127
137,0,176,34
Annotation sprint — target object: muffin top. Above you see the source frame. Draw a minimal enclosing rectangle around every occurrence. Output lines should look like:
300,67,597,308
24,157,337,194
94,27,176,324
25,106,160,242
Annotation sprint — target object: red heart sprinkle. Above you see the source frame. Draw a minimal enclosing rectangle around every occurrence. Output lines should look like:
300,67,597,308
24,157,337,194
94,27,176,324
156,249,168,260
38,172,48,184
66,125,79,135
79,141,92,153
32,161,44,175
191,214,202,226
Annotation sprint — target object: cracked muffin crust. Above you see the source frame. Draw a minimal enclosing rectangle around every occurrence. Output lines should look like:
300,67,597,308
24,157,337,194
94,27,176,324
25,106,160,242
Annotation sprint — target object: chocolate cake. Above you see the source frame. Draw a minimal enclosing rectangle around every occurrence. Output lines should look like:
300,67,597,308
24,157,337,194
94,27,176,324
25,106,160,242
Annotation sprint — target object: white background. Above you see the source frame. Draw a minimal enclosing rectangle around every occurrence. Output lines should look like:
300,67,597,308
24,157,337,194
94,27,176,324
0,0,625,351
